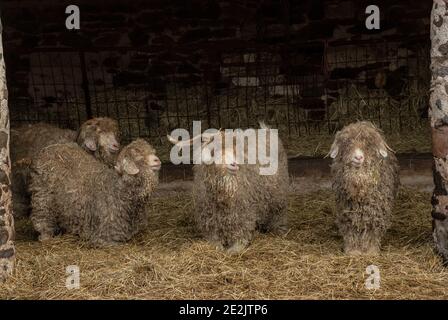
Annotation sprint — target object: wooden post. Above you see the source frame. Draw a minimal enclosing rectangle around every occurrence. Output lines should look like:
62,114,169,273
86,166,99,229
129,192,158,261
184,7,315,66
0,18,15,281
430,0,448,264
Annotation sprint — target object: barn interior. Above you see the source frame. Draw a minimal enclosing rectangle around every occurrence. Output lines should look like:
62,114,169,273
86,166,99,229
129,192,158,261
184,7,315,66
0,0,444,299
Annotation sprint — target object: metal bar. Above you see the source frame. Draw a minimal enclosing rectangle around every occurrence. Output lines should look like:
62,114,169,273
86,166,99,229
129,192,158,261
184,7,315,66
79,51,92,119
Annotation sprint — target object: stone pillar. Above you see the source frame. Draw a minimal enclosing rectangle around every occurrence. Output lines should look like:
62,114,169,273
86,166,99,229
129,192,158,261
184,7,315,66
0,18,15,281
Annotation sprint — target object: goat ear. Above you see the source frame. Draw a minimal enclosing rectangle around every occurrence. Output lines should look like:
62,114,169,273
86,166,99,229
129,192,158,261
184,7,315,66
119,158,139,175
379,142,393,158
327,142,339,159
84,137,97,151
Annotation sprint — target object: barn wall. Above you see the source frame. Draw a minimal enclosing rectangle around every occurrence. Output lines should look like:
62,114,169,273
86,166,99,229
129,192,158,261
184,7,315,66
0,1,430,49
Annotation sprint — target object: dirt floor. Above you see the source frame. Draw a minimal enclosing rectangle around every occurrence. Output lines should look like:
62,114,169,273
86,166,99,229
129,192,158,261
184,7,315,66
0,186,447,300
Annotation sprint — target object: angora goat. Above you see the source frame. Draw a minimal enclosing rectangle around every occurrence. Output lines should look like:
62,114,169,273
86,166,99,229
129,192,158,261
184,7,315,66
11,117,120,217
329,121,399,255
168,123,289,254
30,139,160,247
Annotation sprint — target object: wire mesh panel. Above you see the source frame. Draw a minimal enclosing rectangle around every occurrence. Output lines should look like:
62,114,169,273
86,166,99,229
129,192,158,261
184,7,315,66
8,38,430,158
9,51,89,129
324,41,429,134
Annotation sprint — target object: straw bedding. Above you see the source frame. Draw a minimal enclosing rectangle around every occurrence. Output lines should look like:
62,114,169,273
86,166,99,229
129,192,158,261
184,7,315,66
0,187,446,300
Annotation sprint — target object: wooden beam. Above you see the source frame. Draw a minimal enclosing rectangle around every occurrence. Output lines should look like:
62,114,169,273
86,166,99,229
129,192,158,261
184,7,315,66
430,0,448,264
0,17,15,281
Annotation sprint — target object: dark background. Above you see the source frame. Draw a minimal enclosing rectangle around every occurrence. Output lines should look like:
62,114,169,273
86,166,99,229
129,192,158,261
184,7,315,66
0,1,432,147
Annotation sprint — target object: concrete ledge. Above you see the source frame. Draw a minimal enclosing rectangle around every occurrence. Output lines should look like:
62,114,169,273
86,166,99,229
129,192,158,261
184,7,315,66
155,153,434,196
159,153,433,181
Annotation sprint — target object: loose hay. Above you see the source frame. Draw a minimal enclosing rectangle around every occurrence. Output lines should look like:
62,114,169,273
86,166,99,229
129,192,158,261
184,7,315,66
153,125,431,163
1,188,447,300
283,125,431,159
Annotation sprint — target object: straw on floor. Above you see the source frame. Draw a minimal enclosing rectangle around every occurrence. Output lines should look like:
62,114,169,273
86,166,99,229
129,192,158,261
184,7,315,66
0,188,446,299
